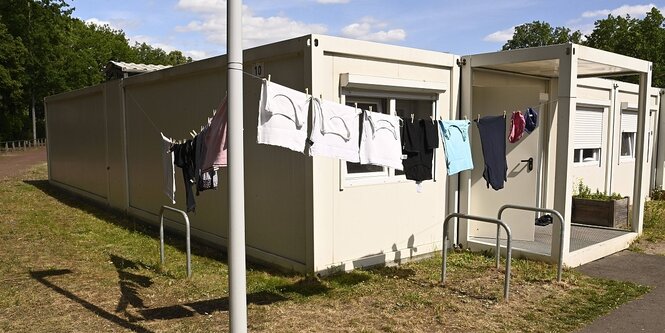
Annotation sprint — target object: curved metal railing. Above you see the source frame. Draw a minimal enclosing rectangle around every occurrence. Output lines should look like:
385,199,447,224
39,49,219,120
497,204,565,282
159,205,192,278
442,213,512,301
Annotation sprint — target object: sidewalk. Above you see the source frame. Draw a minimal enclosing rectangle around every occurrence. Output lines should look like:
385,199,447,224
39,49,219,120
575,250,665,332
0,146,46,180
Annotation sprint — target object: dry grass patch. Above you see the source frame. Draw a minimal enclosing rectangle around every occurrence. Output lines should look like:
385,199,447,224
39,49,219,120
0,164,649,332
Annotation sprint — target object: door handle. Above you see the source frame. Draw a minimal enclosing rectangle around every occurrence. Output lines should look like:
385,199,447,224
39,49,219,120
521,157,533,172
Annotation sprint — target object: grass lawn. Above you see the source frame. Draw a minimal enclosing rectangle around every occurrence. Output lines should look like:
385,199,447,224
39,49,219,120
630,200,665,254
0,164,650,332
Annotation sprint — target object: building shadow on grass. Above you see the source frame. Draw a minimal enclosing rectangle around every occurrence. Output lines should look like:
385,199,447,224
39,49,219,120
23,180,298,278
29,265,302,324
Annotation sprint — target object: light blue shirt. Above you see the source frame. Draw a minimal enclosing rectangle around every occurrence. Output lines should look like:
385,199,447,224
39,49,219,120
438,120,474,175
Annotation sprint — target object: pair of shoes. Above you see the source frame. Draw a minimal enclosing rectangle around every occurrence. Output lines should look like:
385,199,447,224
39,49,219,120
535,214,553,226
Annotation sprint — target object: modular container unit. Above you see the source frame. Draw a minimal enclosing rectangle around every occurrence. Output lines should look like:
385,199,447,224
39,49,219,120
457,43,658,267
45,34,456,274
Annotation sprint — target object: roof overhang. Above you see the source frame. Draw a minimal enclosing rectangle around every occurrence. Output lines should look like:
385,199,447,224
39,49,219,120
462,43,651,79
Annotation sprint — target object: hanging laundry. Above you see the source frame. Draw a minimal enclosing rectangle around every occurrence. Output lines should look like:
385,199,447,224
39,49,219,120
359,110,403,170
257,80,311,153
401,118,439,181
508,111,525,143
201,97,228,172
524,107,538,133
160,132,176,204
195,124,218,194
309,98,361,162
173,137,197,212
475,115,507,190
438,120,473,175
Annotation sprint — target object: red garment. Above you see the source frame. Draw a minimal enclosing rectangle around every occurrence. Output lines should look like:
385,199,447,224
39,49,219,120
508,111,525,143
201,97,228,171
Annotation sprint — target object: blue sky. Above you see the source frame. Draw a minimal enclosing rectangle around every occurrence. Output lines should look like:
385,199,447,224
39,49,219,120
70,0,665,60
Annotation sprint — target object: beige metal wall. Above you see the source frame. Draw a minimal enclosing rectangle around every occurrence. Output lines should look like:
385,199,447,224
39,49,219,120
569,79,660,199
46,85,108,201
468,70,548,241
569,81,613,193
121,44,312,271
308,35,455,272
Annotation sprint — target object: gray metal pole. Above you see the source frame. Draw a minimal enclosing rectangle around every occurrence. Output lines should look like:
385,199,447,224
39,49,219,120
32,96,37,144
227,0,248,331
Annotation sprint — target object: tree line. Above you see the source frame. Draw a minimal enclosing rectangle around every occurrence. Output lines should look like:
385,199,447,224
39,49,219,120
0,0,192,142
503,7,665,88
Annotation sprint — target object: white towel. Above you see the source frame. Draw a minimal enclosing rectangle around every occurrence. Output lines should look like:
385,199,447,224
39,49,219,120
309,98,360,162
359,111,403,170
160,132,176,204
257,80,310,153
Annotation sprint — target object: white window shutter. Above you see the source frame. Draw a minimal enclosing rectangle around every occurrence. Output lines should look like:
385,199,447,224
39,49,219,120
574,107,603,149
621,110,638,133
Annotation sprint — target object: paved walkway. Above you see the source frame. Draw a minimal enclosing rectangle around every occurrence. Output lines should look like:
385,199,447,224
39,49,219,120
0,147,46,180
575,250,665,332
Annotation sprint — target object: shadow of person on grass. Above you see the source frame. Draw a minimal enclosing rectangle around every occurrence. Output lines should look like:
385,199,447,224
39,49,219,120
30,268,153,333
110,254,153,321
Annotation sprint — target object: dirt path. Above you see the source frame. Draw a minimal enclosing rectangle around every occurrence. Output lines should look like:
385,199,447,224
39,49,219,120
0,147,47,180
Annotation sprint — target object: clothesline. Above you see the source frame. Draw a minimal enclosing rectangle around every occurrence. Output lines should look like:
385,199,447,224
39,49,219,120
469,98,560,122
127,90,226,143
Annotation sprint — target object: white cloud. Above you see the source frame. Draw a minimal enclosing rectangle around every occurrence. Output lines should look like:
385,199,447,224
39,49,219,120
176,0,226,13
184,50,208,60
83,17,141,32
582,4,664,18
175,0,327,48
483,26,515,43
341,17,406,42
130,34,177,52
317,0,350,4
85,17,114,28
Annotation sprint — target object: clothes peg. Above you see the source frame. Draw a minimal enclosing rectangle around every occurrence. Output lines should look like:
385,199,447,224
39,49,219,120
369,106,373,112
464,115,468,121
267,74,271,82
411,113,414,123
477,114,480,122
319,94,323,99
305,88,309,96
503,110,506,118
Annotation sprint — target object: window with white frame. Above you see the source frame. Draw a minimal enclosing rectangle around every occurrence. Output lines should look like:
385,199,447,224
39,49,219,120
573,106,603,165
342,93,436,183
620,110,637,160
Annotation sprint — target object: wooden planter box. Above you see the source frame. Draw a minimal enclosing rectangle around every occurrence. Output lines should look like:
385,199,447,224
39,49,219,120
571,197,629,228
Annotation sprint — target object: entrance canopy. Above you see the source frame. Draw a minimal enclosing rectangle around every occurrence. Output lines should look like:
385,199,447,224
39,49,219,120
459,43,652,266
463,43,651,79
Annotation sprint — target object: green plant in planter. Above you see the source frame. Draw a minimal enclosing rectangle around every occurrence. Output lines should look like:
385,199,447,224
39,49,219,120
650,186,665,201
573,180,624,201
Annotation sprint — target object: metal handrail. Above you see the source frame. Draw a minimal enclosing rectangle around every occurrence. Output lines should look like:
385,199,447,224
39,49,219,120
497,204,564,282
442,213,512,301
159,205,192,278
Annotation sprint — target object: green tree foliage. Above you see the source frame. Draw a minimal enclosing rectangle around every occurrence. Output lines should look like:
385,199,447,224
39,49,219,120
0,22,29,141
502,21,583,50
0,0,192,141
585,7,665,87
131,42,192,66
